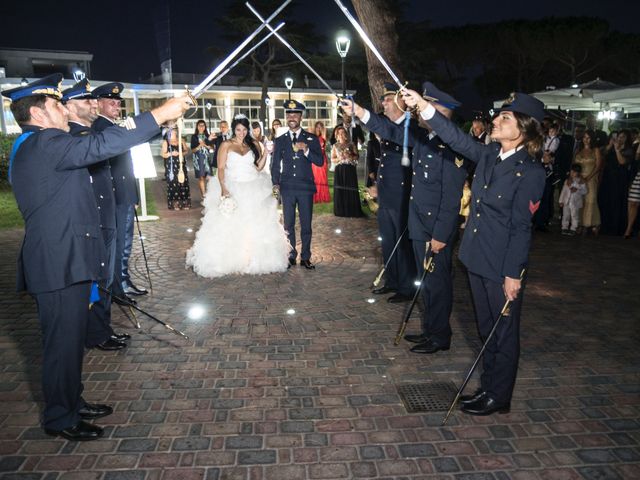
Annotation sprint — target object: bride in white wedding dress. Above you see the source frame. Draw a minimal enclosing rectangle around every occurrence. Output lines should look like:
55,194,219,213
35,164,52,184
186,115,291,277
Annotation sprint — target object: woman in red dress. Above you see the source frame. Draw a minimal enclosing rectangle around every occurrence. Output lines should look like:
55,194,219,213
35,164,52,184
313,121,331,203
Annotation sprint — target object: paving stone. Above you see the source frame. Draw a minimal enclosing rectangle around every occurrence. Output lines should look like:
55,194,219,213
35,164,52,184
576,466,623,480
172,437,211,451
224,436,262,449
0,456,26,472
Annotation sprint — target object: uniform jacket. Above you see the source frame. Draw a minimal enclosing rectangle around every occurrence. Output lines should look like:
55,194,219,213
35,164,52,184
427,110,546,282
271,129,323,195
11,112,159,294
69,122,116,230
93,115,139,206
363,112,467,243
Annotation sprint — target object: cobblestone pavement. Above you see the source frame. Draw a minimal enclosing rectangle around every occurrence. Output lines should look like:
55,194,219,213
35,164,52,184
1,183,639,479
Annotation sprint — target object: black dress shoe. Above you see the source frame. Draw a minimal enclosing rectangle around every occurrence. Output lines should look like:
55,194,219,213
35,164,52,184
95,338,127,351
113,294,137,306
123,285,148,296
387,293,412,303
111,332,131,341
45,420,104,441
410,338,450,354
287,258,296,269
460,388,486,405
372,285,396,295
404,333,430,344
300,259,315,270
461,395,510,416
79,403,113,420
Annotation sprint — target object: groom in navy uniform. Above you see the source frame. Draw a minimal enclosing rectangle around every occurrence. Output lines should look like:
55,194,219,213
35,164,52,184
271,100,323,269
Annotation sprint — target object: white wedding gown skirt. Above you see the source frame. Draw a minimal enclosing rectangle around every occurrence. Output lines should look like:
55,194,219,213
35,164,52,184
186,151,291,277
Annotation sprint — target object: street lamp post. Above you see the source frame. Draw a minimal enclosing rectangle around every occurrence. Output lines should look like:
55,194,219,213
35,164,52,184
335,36,351,98
285,77,294,101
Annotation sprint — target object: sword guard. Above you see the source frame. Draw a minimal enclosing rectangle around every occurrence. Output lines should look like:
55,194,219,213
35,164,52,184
184,86,197,107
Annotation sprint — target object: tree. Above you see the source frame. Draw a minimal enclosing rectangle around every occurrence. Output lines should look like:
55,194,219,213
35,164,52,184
350,0,404,107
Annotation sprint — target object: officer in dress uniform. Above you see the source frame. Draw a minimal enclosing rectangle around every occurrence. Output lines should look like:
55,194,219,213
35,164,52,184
61,79,128,351
2,74,189,440
369,83,416,303
92,82,148,302
404,88,546,416
271,100,324,269
344,82,468,355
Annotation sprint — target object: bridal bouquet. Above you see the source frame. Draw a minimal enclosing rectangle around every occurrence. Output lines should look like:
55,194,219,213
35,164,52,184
218,195,237,217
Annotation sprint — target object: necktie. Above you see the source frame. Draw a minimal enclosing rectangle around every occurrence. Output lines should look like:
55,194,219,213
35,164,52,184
495,155,502,165
291,132,297,144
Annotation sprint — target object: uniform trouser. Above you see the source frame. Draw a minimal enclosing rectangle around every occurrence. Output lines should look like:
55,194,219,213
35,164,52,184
34,281,91,430
86,228,116,347
114,204,135,294
378,207,415,296
282,193,314,261
412,238,454,344
468,271,524,405
534,177,554,226
561,204,581,231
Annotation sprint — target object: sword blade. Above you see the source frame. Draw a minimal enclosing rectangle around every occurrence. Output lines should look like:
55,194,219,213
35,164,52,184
201,22,285,92
246,2,341,99
192,0,292,97
333,0,403,89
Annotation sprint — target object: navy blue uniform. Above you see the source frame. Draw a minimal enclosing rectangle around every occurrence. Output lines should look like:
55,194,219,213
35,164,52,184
368,116,416,296
11,113,160,431
271,129,323,261
69,121,116,347
93,115,138,295
363,111,467,345
426,109,545,404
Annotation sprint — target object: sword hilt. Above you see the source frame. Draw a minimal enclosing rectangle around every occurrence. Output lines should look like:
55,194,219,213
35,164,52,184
184,86,197,107
372,267,385,288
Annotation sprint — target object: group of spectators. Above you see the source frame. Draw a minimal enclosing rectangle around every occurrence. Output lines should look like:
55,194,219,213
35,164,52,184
534,121,640,238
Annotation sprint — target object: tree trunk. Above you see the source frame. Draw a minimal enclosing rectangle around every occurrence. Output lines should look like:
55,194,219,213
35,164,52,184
350,0,403,107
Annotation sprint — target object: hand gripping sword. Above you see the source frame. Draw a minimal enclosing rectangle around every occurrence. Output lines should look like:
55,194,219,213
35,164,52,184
333,0,411,166
441,269,527,426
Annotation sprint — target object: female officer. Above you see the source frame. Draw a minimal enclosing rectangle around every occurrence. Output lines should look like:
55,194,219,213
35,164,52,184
402,88,546,416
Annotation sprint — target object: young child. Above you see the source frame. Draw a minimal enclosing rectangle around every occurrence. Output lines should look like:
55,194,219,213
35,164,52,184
559,163,588,235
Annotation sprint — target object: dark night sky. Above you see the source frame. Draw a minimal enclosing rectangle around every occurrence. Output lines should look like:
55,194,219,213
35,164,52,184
1,0,638,83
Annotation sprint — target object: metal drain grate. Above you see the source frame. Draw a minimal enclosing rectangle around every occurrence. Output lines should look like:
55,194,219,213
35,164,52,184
397,382,458,413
